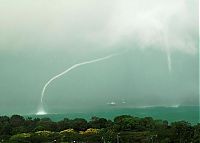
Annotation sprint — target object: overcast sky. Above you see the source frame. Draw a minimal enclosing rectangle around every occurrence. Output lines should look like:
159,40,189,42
0,0,198,114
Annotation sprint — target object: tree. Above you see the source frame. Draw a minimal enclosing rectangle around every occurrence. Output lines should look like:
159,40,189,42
36,118,57,131
30,131,60,143
193,123,200,142
9,133,31,143
57,118,71,131
89,116,109,129
171,121,193,142
0,122,12,135
114,115,140,131
10,115,25,128
60,129,81,142
71,118,88,131
0,114,197,142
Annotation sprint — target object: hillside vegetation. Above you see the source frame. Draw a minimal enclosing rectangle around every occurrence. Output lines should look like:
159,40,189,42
0,115,199,143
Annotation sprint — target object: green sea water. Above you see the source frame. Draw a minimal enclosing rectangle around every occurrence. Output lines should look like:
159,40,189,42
25,106,199,125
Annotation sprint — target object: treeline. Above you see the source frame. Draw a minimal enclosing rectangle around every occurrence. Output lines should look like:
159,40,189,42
0,115,199,143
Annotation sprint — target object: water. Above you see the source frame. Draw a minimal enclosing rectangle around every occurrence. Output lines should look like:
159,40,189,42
25,106,199,125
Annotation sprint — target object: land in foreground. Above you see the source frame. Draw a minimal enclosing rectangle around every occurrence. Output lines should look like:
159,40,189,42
0,114,199,143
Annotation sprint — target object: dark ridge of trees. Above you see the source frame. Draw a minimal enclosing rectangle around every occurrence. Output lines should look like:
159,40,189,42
0,114,199,143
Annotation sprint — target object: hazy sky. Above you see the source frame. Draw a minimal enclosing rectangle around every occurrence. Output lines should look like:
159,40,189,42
0,0,198,114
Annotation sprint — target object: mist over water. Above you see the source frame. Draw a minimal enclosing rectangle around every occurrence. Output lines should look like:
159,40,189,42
0,0,198,116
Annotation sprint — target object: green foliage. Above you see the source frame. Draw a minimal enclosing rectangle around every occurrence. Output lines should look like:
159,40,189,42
30,131,60,143
99,128,117,142
60,129,81,142
0,114,197,142
57,118,71,131
88,116,111,129
36,118,57,131
193,123,200,142
9,133,31,143
71,118,88,131
171,121,194,142
119,131,150,143
10,115,25,128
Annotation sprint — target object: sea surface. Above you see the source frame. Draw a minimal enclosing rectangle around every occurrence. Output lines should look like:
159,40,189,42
25,106,199,125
